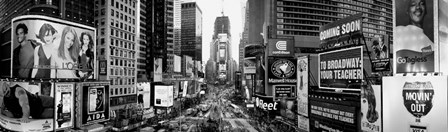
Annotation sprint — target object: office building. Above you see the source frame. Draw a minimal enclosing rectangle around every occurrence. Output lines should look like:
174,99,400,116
181,2,202,61
174,0,182,56
0,0,95,77
264,0,392,43
137,0,148,82
95,0,138,109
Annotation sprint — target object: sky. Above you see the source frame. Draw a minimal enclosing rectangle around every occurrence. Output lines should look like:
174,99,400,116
196,0,244,63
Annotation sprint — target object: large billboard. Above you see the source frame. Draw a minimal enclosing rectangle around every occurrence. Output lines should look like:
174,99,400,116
394,0,435,74
297,56,309,117
11,15,96,79
369,35,391,72
267,39,294,57
54,83,75,130
154,85,174,107
319,46,363,90
154,58,163,82
439,0,448,74
268,57,297,84
77,82,110,127
137,82,151,109
0,81,55,131
361,85,382,132
383,76,448,132
319,13,363,50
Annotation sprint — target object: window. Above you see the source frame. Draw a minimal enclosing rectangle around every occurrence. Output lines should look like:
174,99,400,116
111,0,114,6
111,48,114,55
100,38,105,45
101,9,105,16
111,18,114,25
100,18,105,25
111,29,114,36
116,11,119,18
110,69,113,75
100,48,105,55
100,28,105,36
111,9,114,16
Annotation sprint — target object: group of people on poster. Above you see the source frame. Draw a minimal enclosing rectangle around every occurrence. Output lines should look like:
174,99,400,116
13,22,94,79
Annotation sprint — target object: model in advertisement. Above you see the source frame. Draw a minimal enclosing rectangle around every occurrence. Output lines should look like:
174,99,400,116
77,32,94,79
52,27,80,78
13,23,39,79
371,36,388,59
361,85,379,123
32,23,58,79
1,84,54,123
395,0,434,72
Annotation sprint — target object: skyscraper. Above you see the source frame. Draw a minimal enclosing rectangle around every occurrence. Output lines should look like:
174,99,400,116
173,0,182,56
95,0,138,109
137,0,148,82
0,0,95,77
181,2,202,61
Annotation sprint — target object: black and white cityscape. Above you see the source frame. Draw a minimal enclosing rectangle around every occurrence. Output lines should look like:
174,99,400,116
2,0,448,132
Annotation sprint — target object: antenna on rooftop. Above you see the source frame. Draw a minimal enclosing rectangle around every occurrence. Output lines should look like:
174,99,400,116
221,0,224,16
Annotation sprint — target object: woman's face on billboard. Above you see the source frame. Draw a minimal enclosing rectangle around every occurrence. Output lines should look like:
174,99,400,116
408,0,426,25
82,34,90,50
64,32,75,49
44,31,54,44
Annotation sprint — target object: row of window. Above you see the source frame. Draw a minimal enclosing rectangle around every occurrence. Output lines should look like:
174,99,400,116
277,30,319,36
110,27,135,42
110,67,135,77
111,9,135,25
110,86,136,96
111,38,135,50
278,13,337,22
110,57,135,67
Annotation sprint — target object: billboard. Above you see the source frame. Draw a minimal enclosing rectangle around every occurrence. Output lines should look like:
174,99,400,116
268,57,297,84
185,56,193,76
361,85,382,132
383,76,448,132
297,56,309,117
267,39,294,56
319,13,363,50
154,85,174,107
244,44,264,58
54,83,75,130
368,35,390,72
11,15,96,79
0,81,55,132
174,55,181,72
319,46,363,90
154,58,163,82
98,60,107,75
77,82,110,127
244,58,256,74
394,0,435,74
273,85,295,99
137,82,151,109
310,100,358,132
298,115,310,132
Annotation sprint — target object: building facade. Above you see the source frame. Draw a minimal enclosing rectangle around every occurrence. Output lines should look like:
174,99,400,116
173,0,182,56
0,0,95,77
137,0,148,82
95,0,138,110
181,2,202,61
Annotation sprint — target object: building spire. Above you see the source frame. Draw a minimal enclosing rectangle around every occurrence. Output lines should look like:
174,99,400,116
221,0,224,16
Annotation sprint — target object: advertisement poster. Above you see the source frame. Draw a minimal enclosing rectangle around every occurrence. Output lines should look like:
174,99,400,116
383,76,448,132
439,0,448,74
154,85,174,107
297,56,309,117
99,60,107,75
154,58,163,82
79,82,110,126
268,57,297,84
297,115,310,132
185,56,193,76
310,100,357,132
244,58,256,74
181,81,188,97
137,82,151,109
0,81,54,132
54,83,74,130
394,0,435,74
319,46,363,90
10,15,96,79
361,85,382,132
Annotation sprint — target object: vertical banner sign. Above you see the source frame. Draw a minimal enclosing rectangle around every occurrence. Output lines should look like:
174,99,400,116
297,56,309,117
79,82,110,126
137,82,151,109
0,81,54,132
394,0,435,74
383,76,447,132
319,46,363,90
361,85,382,132
10,15,96,79
99,60,107,75
369,35,391,72
154,58,163,82
54,83,74,130
439,0,448,74
297,115,310,132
